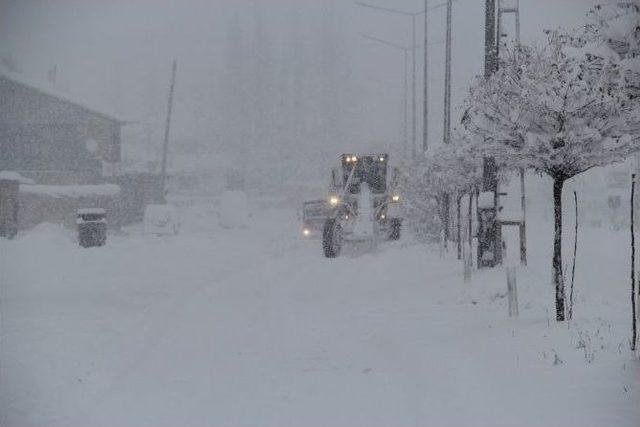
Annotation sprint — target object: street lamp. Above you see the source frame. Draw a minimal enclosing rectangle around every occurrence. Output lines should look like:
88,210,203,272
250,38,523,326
360,33,443,160
360,34,412,160
355,1,450,158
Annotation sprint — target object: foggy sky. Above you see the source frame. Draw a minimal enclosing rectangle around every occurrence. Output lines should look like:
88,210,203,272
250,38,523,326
0,0,597,188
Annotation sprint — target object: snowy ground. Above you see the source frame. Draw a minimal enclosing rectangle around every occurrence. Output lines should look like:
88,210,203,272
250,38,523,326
1,197,639,427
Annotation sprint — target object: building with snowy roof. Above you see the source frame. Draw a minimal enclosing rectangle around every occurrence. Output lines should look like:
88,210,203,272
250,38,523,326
0,69,126,184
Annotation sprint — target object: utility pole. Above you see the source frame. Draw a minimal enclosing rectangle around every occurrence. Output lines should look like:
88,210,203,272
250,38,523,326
443,0,452,146
440,0,454,253
403,50,409,159
360,33,415,159
497,0,526,265
484,0,497,79
355,1,448,158
411,14,417,158
160,59,177,197
477,0,500,268
423,0,429,152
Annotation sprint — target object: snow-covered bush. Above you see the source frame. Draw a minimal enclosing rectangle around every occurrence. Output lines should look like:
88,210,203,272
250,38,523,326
400,136,483,242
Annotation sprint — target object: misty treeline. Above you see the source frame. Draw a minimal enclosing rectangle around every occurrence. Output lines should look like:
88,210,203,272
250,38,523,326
218,2,359,188
402,2,640,323
124,1,361,190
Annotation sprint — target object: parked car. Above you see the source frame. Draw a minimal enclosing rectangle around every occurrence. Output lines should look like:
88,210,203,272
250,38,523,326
144,204,179,236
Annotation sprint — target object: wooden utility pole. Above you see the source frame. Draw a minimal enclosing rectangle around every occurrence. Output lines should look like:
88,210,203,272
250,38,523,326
160,59,177,196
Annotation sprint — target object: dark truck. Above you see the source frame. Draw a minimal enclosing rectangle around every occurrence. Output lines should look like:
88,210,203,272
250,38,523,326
301,199,330,238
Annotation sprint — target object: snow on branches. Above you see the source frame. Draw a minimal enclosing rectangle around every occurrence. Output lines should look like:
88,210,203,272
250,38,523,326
463,32,638,183
400,134,483,240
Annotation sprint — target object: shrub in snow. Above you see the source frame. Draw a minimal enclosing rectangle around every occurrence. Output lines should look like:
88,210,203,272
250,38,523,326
219,190,249,229
463,25,640,321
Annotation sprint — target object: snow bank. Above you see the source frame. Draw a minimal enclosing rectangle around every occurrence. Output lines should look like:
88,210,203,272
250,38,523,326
15,222,75,246
20,184,120,198
218,190,249,228
144,204,179,235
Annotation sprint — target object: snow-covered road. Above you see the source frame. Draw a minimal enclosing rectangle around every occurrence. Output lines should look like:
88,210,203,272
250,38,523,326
1,201,639,427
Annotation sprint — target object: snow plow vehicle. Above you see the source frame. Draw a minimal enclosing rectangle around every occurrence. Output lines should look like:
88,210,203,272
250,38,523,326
322,153,402,258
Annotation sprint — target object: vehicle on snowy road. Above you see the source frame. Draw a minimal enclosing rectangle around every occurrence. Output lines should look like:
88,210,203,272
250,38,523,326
300,199,330,237
322,153,403,258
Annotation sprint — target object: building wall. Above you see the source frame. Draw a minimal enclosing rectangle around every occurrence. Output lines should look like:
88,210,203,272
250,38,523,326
0,77,121,181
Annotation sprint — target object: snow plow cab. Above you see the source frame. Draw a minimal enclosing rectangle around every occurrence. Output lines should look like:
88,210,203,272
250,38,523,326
322,153,403,258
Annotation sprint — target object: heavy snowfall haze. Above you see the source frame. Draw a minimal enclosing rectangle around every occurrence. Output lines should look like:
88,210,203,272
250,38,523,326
0,0,597,191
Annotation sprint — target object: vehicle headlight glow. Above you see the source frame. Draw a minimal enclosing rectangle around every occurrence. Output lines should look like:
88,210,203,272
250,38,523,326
329,196,339,206
351,156,357,162
392,195,400,202
379,156,385,162
303,229,310,236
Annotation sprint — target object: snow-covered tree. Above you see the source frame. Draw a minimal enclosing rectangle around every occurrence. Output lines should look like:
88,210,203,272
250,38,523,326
402,136,483,242
463,31,640,321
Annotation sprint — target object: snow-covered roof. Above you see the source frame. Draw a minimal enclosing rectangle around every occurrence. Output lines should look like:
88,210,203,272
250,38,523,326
0,171,35,184
0,68,127,124
77,208,106,215
20,183,120,198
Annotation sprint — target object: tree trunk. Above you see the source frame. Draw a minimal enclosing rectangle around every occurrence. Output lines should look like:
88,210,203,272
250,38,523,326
443,193,450,248
631,174,636,352
468,192,473,250
569,191,578,321
438,194,450,251
457,195,462,260
553,178,566,321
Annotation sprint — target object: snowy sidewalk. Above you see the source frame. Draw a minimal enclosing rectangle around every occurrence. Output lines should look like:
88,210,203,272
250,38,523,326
1,207,638,427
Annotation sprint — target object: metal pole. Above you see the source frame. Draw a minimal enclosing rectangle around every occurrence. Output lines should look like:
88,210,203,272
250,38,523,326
443,0,452,145
423,0,429,153
160,59,177,195
515,0,520,46
484,0,497,78
411,14,417,159
404,50,409,159
517,0,526,265
359,33,413,160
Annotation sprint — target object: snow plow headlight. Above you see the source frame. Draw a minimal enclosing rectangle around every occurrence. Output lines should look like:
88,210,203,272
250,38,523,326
329,196,340,206
392,195,400,202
